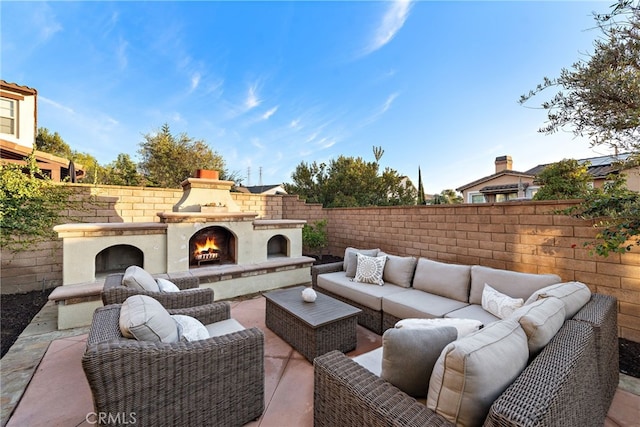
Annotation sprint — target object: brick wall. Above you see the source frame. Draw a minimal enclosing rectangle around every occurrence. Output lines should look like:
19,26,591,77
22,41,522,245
3,188,639,341
282,196,640,342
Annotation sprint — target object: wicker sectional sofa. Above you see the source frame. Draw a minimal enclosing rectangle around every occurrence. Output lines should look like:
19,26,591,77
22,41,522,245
311,249,619,426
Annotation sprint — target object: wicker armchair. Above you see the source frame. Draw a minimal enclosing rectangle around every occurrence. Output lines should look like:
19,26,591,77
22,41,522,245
101,272,214,309
82,303,265,427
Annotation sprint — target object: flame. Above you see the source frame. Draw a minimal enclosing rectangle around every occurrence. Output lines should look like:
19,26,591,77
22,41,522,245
194,236,219,254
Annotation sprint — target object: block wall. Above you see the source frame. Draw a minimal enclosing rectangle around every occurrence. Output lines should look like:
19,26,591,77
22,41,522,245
1,184,276,294
281,196,640,342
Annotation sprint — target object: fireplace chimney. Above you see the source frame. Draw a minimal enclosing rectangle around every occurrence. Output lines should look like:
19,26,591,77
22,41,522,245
495,155,513,173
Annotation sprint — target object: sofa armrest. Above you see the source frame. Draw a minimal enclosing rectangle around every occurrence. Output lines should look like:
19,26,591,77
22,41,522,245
485,321,604,427
314,350,453,427
311,261,344,287
102,286,215,309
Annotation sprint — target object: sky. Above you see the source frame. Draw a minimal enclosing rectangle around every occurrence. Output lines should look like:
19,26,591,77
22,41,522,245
2,0,616,193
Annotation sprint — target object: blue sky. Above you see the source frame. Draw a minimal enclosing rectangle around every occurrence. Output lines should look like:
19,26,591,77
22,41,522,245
2,1,614,193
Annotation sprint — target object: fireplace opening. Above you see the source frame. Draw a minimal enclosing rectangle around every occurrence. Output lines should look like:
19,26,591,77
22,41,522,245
189,226,236,267
95,244,143,277
267,235,289,258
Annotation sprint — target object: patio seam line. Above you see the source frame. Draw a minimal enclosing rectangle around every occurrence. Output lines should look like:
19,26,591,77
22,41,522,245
261,347,295,426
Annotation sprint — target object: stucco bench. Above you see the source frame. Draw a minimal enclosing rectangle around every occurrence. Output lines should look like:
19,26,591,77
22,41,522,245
48,282,104,330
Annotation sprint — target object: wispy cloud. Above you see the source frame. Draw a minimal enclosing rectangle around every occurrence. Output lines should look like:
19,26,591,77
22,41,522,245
364,0,412,55
359,92,399,127
190,72,201,91
39,96,75,114
245,83,261,109
262,106,278,120
289,119,301,129
116,37,128,70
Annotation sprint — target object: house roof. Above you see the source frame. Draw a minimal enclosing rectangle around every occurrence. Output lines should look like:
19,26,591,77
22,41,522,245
0,139,84,182
524,153,633,179
238,185,287,195
456,170,534,192
0,80,37,96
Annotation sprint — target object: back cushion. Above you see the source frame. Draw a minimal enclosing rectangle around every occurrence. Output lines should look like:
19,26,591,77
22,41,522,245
510,297,566,356
343,247,379,277
413,258,471,302
119,295,179,343
427,319,528,427
469,266,560,305
122,265,160,292
379,252,418,288
525,281,591,319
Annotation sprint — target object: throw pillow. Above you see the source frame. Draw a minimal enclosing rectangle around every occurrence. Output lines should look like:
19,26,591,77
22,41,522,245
156,278,180,293
344,247,380,278
482,284,524,319
119,295,179,343
509,297,566,356
353,253,387,286
122,265,160,292
427,319,529,426
171,315,209,342
382,327,458,398
395,317,483,338
524,281,591,319
379,252,418,288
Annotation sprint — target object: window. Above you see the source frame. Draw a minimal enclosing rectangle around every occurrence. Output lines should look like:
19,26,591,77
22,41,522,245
471,194,486,203
496,193,518,202
0,98,16,135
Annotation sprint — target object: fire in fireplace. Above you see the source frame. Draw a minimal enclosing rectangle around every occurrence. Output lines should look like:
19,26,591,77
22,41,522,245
189,226,235,267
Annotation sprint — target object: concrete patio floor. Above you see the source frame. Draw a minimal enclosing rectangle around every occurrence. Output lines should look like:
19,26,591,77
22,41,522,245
2,295,639,427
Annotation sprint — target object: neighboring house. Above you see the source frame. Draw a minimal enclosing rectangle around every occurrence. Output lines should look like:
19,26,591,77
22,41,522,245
0,80,83,182
236,184,288,195
456,154,640,203
456,156,538,203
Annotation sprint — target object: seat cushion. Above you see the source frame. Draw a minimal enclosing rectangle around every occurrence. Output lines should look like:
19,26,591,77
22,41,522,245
344,247,380,277
427,319,528,427
317,271,408,311
352,347,383,377
122,265,160,292
379,252,418,288
382,327,458,398
525,281,591,319
353,253,387,286
382,289,469,320
469,266,560,305
119,295,179,343
510,297,566,356
412,258,471,302
445,304,500,326
205,318,245,337
157,278,180,293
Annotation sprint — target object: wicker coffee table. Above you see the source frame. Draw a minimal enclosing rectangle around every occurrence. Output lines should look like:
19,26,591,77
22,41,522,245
264,286,362,362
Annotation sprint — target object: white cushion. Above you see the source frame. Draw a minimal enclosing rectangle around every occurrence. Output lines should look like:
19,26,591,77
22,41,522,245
382,327,458,398
395,317,483,338
205,318,245,337
379,252,418,288
482,284,524,319
427,319,529,426
353,253,387,286
119,295,179,343
344,247,380,277
122,265,160,292
510,297,566,355
171,315,209,342
525,281,591,319
157,278,180,293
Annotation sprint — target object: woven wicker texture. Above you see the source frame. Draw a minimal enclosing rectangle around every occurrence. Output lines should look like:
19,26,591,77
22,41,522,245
102,273,214,309
82,303,264,426
264,287,360,362
314,350,454,427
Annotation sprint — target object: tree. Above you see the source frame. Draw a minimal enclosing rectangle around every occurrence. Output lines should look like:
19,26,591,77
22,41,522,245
284,148,416,208
0,152,80,251
35,127,72,158
71,151,104,184
417,166,426,205
302,219,329,259
138,123,227,188
533,159,593,200
431,189,463,205
104,153,143,186
520,0,640,154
